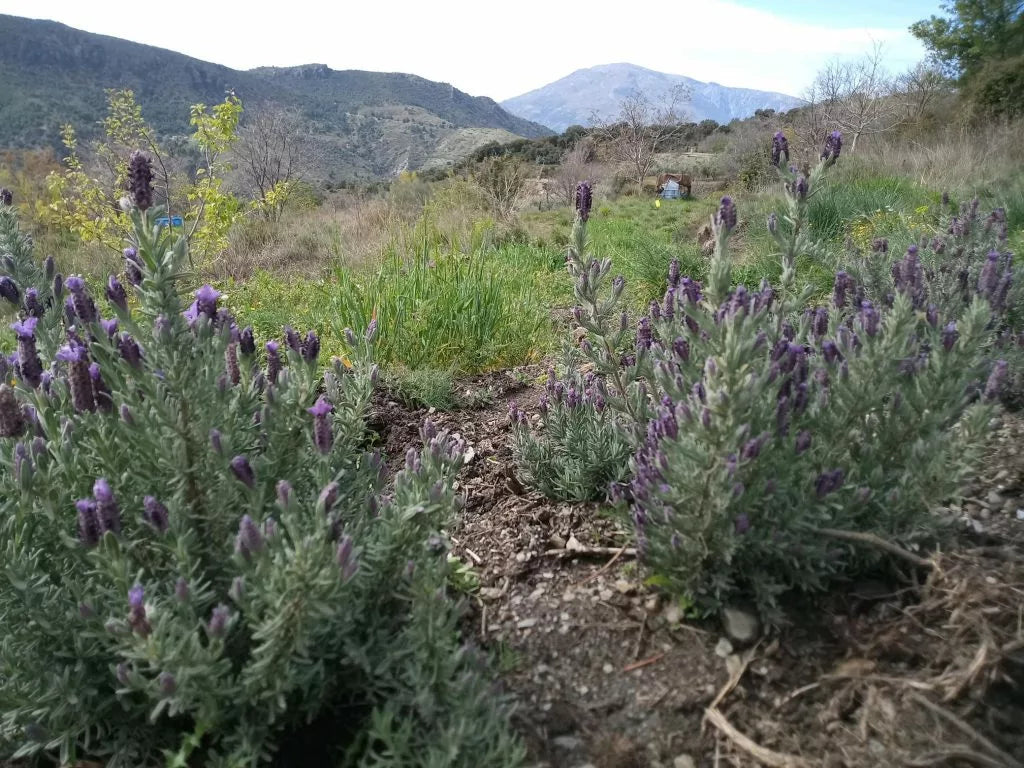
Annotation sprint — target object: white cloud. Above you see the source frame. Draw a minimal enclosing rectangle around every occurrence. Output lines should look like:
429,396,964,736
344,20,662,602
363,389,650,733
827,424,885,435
0,0,926,100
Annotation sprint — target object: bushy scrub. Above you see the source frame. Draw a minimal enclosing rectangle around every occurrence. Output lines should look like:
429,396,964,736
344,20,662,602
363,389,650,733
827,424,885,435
515,136,1003,620
0,170,522,766
510,360,633,502
846,194,1023,408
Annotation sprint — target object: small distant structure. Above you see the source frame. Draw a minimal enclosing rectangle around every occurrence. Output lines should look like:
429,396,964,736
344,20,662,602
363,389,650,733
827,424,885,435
656,173,692,199
660,179,681,199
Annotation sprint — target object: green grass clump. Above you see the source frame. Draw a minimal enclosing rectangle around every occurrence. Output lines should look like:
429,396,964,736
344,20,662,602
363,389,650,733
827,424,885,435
387,366,458,410
228,239,567,375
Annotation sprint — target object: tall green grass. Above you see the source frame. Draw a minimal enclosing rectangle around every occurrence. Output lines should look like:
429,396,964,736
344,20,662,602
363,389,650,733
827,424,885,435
227,239,566,374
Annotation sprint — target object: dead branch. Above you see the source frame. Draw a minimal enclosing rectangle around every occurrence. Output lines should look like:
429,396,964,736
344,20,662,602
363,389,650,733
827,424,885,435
814,527,933,569
704,707,812,768
909,692,1023,767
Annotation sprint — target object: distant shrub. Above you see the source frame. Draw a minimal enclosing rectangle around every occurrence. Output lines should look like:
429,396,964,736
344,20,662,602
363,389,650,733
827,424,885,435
0,182,523,766
387,365,457,410
510,363,632,502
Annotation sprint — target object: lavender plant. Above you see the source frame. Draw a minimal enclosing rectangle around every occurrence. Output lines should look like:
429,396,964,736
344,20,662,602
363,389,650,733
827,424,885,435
520,140,999,619
0,167,522,766
509,355,632,502
845,196,1022,407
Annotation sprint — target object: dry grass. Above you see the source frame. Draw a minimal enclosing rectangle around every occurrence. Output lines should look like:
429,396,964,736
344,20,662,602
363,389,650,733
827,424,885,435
857,118,1024,195
210,176,502,280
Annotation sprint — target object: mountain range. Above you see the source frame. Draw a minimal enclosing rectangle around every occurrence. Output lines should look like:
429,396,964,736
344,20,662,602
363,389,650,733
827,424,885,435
0,14,549,180
501,63,803,132
0,16,804,180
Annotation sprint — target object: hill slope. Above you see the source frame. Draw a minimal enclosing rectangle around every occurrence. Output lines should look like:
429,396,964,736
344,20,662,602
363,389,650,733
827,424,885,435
502,63,803,132
0,14,551,179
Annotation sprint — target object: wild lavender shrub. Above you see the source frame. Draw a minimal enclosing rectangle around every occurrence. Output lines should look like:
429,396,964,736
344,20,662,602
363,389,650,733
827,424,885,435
845,198,1022,407
0,185,522,766
523,148,997,619
509,362,632,502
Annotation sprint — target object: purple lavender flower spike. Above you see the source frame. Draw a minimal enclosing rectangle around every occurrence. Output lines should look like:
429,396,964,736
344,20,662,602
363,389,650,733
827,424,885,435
106,275,128,313
821,130,842,164
124,247,143,285
117,334,143,369
127,583,150,637
716,196,737,232
337,535,359,581
143,496,169,533
942,322,958,351
127,150,155,210
317,482,340,514
795,174,809,200
859,301,880,337
815,468,845,498
24,288,42,317
984,360,1008,401
574,181,593,222
230,455,255,488
66,275,98,323
734,513,750,534
99,318,119,338
239,326,256,356
832,271,851,308
56,343,96,413
667,259,681,288
812,307,828,337
977,251,1000,299
89,363,113,413
770,131,789,167
636,317,652,349
284,325,301,353
308,396,333,454
206,605,230,639
158,672,176,697
93,478,121,535
0,385,24,438
0,276,19,304
76,499,100,546
265,340,281,384
276,480,292,508
235,514,265,560
301,330,320,363
224,343,240,386
175,577,189,602
10,317,43,389
795,430,812,455
195,285,221,319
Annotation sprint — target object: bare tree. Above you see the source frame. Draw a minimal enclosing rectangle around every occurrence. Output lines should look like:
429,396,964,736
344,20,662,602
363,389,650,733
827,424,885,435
552,138,596,205
894,61,951,123
595,85,690,192
800,43,904,154
474,156,528,221
233,105,314,208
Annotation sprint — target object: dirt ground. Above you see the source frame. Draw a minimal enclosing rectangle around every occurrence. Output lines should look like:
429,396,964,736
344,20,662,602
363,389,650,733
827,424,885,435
373,368,1024,768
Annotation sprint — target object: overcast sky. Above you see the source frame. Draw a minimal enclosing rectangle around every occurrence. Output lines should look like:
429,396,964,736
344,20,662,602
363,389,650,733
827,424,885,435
0,0,940,100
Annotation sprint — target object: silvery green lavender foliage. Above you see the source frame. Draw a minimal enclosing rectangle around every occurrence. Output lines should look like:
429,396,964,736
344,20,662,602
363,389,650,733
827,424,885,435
846,197,1024,408
521,139,998,619
509,357,632,502
0,173,522,767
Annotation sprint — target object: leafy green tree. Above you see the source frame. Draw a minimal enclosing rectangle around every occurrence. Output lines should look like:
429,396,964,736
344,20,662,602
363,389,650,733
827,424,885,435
910,1,1024,114
46,90,245,268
